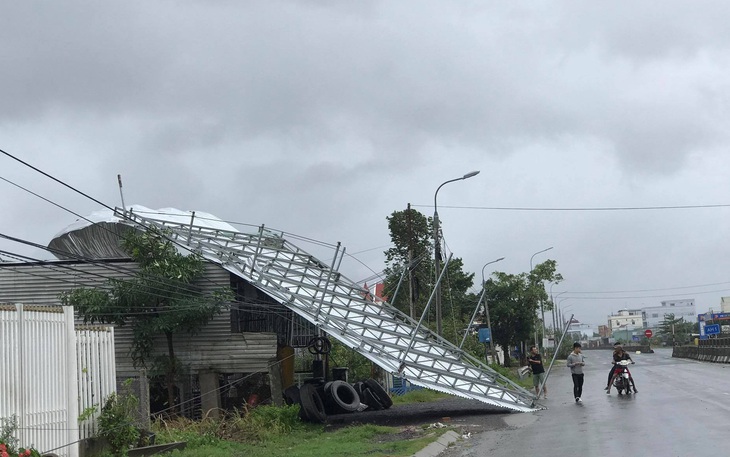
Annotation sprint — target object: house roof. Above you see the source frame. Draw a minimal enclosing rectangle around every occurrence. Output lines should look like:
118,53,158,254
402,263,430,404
48,205,238,260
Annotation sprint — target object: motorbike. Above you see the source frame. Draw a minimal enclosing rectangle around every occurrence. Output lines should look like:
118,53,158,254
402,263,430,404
612,360,634,394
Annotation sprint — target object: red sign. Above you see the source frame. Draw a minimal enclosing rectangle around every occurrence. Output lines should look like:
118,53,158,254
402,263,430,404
644,329,653,338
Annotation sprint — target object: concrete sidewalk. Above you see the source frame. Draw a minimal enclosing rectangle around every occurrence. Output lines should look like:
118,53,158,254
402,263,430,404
412,430,461,457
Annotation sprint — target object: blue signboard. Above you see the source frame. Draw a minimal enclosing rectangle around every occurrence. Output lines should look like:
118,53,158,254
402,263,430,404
632,335,640,341
478,328,491,343
705,324,721,335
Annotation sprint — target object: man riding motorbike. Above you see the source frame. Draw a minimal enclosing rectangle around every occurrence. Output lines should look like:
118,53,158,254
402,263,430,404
606,345,638,393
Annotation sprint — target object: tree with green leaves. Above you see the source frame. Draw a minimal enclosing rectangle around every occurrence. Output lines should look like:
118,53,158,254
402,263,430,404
439,257,477,343
382,207,434,318
382,207,475,343
657,313,697,346
62,228,231,415
481,260,563,366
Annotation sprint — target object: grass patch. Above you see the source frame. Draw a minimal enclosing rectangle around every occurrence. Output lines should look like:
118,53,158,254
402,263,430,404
391,388,451,404
486,363,534,389
160,422,445,457
152,402,450,457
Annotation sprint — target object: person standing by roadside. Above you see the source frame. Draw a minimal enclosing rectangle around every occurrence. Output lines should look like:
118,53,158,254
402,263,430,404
527,345,547,399
567,342,586,403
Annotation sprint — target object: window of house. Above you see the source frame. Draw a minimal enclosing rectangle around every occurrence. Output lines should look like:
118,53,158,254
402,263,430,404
229,273,315,346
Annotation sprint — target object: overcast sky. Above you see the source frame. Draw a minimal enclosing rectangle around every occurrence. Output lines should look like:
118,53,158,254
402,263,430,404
2,1,730,327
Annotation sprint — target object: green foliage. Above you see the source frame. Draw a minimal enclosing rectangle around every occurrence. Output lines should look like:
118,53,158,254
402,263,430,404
78,405,98,422
0,415,19,451
157,419,441,457
224,405,301,442
440,258,476,327
154,405,302,448
153,417,222,448
382,207,475,336
62,228,232,412
482,260,563,366
390,389,450,404
97,388,141,456
328,338,372,382
0,416,42,457
151,395,457,456
657,313,697,345
383,208,434,318
559,335,576,359
62,228,231,364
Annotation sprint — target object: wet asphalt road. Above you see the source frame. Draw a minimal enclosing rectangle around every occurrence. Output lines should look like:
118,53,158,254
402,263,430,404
441,347,730,457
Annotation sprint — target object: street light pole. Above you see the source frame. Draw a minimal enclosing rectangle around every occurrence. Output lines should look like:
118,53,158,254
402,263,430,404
551,290,567,334
548,290,566,356
529,246,554,273
459,256,505,352
561,304,573,335
529,246,553,348
433,170,480,336
482,257,504,363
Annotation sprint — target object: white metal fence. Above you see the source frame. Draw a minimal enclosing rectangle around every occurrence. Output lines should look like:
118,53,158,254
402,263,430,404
76,325,116,441
0,304,116,457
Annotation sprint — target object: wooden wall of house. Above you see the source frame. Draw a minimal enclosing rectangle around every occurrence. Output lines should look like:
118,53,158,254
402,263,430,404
114,264,277,377
0,259,277,377
0,259,136,304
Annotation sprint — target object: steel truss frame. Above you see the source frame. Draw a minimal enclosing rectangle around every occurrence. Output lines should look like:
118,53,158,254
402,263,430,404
120,208,539,412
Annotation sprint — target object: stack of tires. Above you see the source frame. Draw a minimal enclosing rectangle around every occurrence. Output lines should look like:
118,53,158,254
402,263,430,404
284,378,393,423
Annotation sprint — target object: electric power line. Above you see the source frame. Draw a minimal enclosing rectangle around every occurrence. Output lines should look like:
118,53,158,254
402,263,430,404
411,203,730,212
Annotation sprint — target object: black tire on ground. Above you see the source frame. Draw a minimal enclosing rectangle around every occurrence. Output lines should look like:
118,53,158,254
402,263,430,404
362,388,384,411
365,378,393,409
298,403,309,421
284,385,301,406
299,383,327,423
353,381,364,398
328,380,360,413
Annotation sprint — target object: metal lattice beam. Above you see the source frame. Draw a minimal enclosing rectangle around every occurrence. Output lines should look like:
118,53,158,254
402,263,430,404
120,208,539,412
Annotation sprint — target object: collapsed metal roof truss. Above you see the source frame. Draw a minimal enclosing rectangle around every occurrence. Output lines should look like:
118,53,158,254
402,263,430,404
120,208,538,412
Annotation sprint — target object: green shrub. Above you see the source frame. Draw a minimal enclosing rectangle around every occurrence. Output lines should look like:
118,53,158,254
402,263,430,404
98,391,140,456
1,416,42,457
224,405,301,442
153,417,222,448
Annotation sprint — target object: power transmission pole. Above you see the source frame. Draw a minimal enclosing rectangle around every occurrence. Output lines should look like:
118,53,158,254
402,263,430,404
407,203,414,319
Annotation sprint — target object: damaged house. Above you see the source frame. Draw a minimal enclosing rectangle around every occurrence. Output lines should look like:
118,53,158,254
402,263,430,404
0,206,317,418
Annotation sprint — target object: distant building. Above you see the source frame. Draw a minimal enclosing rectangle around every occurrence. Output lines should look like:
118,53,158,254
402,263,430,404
566,317,597,339
642,299,696,329
722,297,730,313
598,325,610,338
608,309,643,334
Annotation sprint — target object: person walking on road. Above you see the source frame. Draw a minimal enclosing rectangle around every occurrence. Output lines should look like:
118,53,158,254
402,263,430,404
528,345,547,399
567,342,586,403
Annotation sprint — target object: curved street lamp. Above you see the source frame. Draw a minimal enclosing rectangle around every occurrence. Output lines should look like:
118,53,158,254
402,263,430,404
459,257,505,352
433,170,480,336
551,290,567,335
530,246,553,272
529,246,553,348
